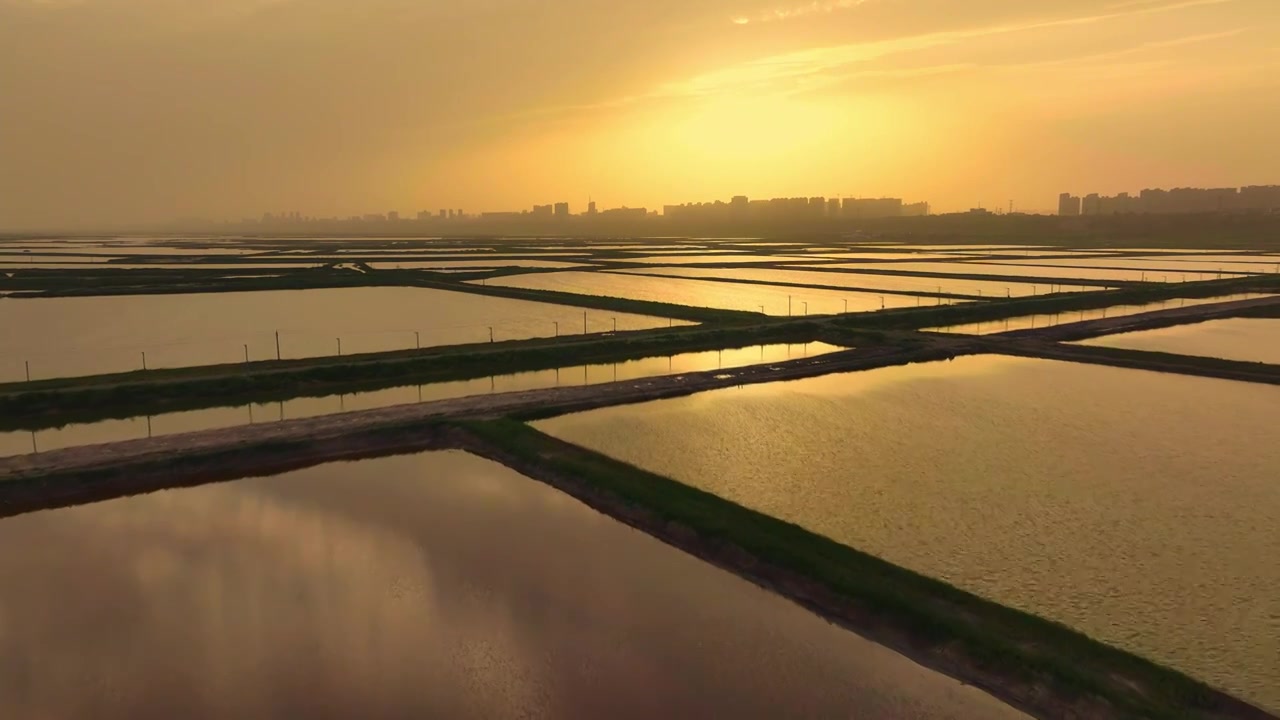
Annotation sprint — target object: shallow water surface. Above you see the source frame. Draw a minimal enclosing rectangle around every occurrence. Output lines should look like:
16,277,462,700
622,266,1101,297
0,342,843,457
806,261,1218,284
482,271,956,315
924,294,1270,334
990,258,1262,275
0,287,682,381
0,450,1023,720
537,357,1280,710
1079,317,1280,364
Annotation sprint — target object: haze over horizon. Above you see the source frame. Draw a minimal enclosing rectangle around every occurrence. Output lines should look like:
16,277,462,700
2,0,1277,229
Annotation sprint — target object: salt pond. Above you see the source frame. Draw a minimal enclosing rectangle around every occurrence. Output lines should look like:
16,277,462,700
0,450,1024,719
0,342,843,457
538,356,1280,710
0,286,683,381
1079,317,1280,364
481,271,959,315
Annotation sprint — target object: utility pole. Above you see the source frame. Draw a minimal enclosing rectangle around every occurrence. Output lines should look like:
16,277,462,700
611,317,617,332
141,352,147,371
415,331,420,349
24,360,30,383
337,338,342,356
488,326,494,343
244,344,249,363
843,299,848,314
583,311,587,335
275,331,281,361
788,295,792,317
554,321,559,337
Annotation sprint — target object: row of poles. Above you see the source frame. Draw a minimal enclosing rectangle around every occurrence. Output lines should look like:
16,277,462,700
2,272,1228,381
22,342,829,454
15,311,636,382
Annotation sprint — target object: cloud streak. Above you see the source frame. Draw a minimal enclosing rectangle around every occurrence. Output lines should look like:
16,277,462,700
732,0,878,24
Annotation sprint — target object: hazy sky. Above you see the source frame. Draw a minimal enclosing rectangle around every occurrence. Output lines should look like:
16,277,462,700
1,0,1277,227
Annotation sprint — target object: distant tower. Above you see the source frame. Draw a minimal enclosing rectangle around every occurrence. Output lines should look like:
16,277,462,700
587,197,597,216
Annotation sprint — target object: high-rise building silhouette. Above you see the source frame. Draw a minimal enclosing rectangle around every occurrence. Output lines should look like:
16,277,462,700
1065,185,1280,215
1058,193,1081,216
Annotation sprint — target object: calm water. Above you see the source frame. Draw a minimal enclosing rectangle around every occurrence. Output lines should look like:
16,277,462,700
810,261,1221,284
481,271,959,315
1080,317,1280,364
0,342,843,457
0,287,684,382
808,252,963,261
990,258,1265,275
1150,254,1280,266
0,263,322,271
924,294,1271,335
0,450,1024,720
622,266,1100,298
606,254,813,265
537,356,1280,711
366,259,588,269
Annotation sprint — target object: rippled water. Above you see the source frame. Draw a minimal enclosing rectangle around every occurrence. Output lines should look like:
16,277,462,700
1080,317,1280,364
0,342,843,457
0,287,684,381
0,450,1024,720
537,356,1280,711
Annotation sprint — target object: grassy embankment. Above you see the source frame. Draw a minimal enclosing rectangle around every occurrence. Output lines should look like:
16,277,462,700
3,274,1274,430
0,320,840,431
0,266,756,324
993,343,1280,385
458,418,1274,720
837,274,1280,330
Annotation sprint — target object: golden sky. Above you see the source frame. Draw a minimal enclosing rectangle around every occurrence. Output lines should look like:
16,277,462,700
1,0,1277,226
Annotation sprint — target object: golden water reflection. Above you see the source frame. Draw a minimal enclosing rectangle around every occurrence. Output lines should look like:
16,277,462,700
538,356,1280,711
0,342,842,458
0,451,1025,719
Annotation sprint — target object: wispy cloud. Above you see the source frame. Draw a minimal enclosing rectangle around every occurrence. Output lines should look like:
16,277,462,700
732,0,1229,25
708,0,1238,94
525,0,1242,119
732,0,878,25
